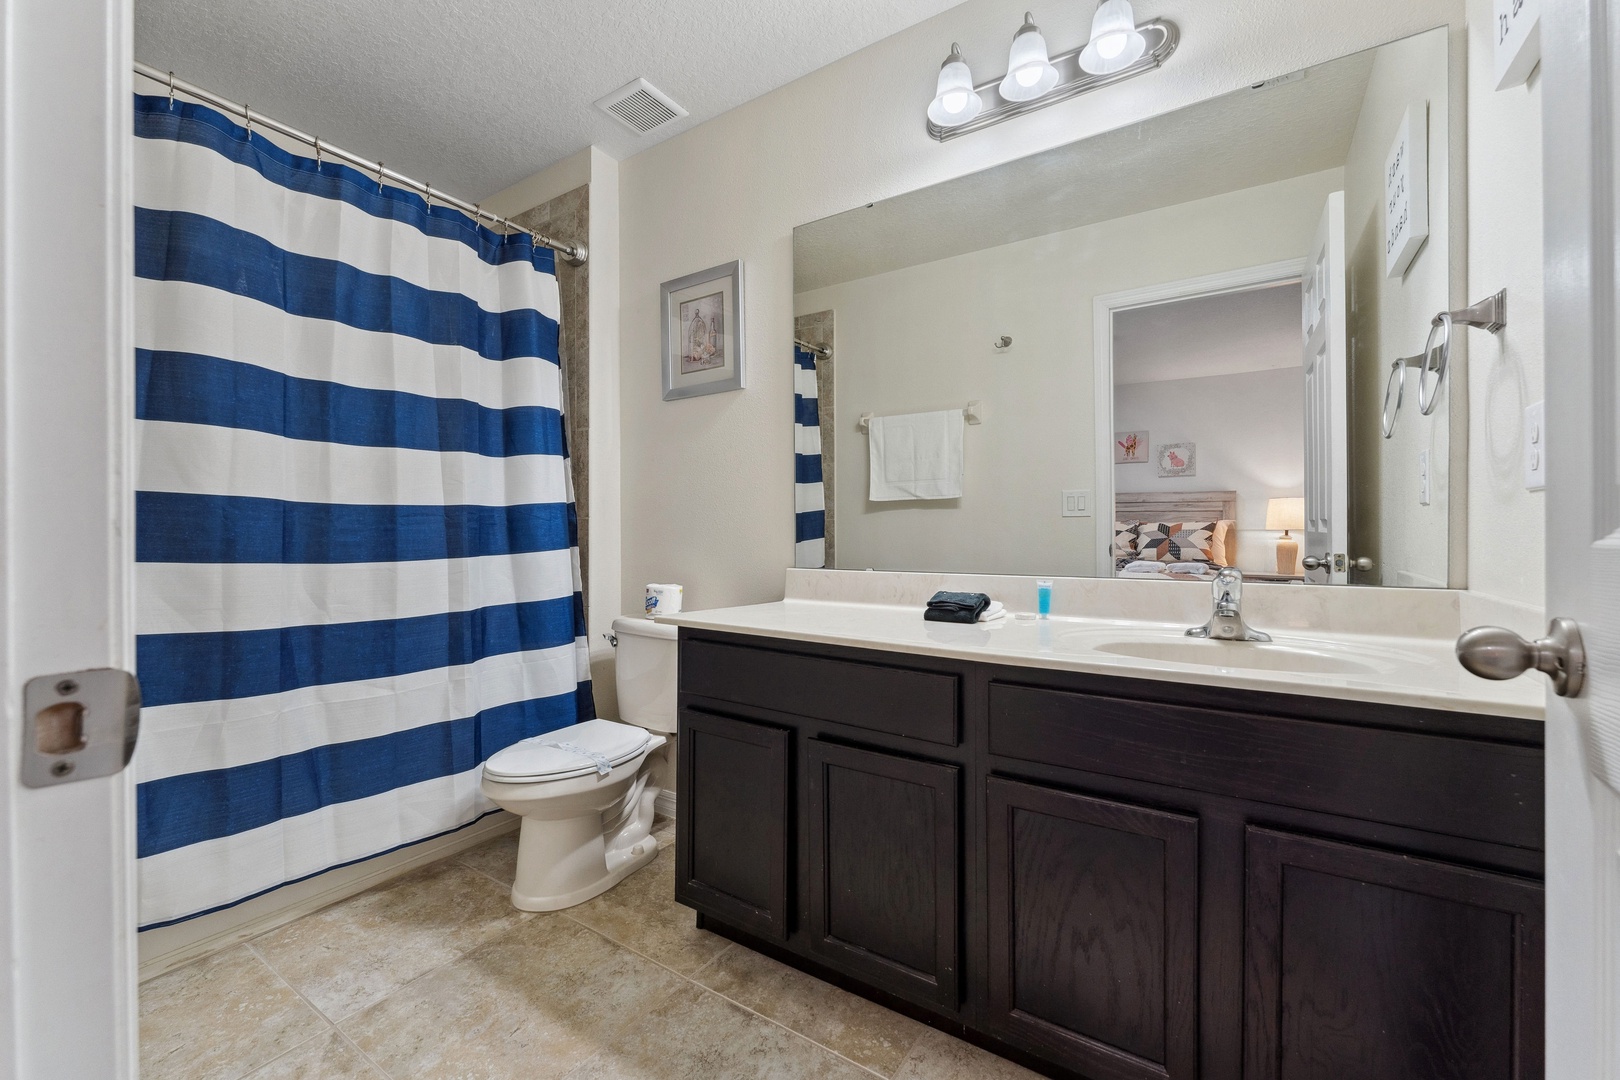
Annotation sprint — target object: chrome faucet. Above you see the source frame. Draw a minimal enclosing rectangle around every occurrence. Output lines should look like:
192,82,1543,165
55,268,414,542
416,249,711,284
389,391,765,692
1186,567,1272,642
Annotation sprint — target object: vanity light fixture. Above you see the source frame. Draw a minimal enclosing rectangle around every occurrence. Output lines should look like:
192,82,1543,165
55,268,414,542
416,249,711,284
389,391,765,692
1079,0,1148,74
928,43,984,127
999,14,1060,102
925,7,1177,141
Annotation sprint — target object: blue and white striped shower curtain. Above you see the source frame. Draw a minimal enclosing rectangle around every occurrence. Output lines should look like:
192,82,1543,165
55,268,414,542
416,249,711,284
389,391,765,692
132,94,593,928
793,345,825,568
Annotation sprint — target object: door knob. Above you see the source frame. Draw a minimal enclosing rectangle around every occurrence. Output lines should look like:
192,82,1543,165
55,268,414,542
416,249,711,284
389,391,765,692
1456,618,1586,697
1350,556,1374,572
1301,554,1330,571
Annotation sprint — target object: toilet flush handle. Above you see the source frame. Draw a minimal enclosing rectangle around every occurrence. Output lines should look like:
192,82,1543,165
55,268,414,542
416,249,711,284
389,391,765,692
604,631,618,648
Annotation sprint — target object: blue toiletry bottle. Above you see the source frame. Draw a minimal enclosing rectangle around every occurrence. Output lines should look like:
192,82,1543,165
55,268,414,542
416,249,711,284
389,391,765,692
1036,579,1053,618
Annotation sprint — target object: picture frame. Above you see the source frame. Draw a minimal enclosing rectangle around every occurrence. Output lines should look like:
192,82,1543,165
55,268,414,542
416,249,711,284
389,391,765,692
1114,430,1149,464
661,260,745,400
1156,441,1197,478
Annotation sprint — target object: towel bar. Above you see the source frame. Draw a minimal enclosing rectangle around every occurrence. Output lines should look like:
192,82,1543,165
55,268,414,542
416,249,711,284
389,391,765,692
859,401,982,432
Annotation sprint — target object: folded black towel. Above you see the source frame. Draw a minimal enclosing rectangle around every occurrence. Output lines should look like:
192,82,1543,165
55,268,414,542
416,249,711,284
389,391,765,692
924,590,991,624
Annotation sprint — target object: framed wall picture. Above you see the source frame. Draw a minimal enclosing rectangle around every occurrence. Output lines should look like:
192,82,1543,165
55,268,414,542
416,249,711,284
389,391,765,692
661,260,745,400
1115,430,1149,464
1156,442,1196,478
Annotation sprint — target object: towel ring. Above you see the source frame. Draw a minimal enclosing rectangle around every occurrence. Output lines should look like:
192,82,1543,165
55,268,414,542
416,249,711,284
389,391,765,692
1418,312,1451,416
1382,353,1425,439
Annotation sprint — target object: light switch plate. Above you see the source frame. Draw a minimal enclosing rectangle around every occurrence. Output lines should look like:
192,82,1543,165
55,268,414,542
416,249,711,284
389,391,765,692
1062,489,1092,518
1418,449,1431,506
1525,401,1546,490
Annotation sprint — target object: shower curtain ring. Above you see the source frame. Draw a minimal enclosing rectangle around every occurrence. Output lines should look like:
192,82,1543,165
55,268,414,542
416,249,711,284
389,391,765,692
167,71,177,110
313,137,322,166
424,184,433,211
376,161,385,194
243,105,252,137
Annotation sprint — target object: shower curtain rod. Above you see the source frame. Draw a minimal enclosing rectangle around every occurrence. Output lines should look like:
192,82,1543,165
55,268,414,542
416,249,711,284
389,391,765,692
794,338,830,359
134,62,587,266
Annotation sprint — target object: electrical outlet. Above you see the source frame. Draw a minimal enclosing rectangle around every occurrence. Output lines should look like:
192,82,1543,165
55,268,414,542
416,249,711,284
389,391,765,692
1418,449,1431,506
1525,401,1546,490
1061,490,1092,518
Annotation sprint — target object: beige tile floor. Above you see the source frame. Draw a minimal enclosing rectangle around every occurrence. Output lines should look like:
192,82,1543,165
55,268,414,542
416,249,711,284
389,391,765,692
140,819,1044,1080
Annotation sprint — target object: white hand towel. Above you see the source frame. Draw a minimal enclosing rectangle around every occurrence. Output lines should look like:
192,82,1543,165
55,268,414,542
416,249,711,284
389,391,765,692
867,410,964,501
1168,562,1212,575
1121,560,1165,575
978,601,1005,622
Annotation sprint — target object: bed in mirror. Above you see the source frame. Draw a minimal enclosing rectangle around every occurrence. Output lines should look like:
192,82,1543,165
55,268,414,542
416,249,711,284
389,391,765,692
792,23,1465,588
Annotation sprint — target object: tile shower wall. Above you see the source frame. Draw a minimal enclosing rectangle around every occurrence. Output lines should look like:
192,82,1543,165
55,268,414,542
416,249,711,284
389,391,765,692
514,185,592,597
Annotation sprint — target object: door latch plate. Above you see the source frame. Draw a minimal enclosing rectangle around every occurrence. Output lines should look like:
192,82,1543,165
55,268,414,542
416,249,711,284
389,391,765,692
20,668,140,787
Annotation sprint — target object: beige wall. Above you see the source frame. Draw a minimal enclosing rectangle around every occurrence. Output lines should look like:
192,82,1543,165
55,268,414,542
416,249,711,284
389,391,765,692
794,170,1337,577
1342,29,1455,588
613,0,1471,614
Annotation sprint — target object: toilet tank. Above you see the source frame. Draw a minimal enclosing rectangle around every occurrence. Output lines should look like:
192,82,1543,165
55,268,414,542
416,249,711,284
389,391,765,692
612,616,678,734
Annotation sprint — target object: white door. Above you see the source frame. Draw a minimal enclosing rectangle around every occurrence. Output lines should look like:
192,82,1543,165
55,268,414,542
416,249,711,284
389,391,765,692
0,0,140,1076
1543,0,1620,1074
1301,192,1349,584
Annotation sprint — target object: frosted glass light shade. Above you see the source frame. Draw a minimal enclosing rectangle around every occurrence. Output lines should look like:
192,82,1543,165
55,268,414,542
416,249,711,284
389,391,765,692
998,13,1059,102
1079,0,1147,75
1266,497,1306,532
928,44,983,126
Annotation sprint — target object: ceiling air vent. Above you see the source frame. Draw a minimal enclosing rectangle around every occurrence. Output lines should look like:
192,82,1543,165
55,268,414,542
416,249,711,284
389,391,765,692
595,78,688,135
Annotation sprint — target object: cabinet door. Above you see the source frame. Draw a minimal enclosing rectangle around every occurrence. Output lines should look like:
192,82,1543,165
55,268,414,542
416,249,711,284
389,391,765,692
806,740,960,1011
985,778,1199,1080
675,708,792,940
1244,827,1544,1080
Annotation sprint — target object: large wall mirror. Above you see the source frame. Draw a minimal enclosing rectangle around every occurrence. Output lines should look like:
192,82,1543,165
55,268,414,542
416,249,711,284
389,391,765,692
792,25,1464,588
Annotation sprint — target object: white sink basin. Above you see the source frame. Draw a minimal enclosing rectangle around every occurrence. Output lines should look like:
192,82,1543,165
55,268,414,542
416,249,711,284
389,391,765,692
1060,629,1406,676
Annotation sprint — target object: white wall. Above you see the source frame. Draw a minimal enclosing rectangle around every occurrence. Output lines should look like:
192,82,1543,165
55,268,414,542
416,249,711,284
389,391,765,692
1463,0,1544,611
1341,28,1454,589
615,0,1470,613
794,170,1336,577
1115,368,1304,574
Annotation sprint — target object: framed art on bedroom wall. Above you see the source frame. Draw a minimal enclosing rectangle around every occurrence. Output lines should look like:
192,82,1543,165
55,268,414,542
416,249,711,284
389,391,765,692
661,260,746,400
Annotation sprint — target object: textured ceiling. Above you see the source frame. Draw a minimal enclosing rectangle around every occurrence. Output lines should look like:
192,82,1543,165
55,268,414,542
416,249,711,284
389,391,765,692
794,43,1380,292
133,0,964,200
1114,283,1304,385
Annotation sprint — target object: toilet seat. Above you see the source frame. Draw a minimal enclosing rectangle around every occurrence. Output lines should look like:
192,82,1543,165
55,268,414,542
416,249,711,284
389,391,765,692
483,718,652,783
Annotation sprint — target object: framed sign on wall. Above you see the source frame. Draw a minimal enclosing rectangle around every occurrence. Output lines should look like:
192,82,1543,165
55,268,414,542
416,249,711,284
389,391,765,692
1493,0,1540,90
1385,106,1429,279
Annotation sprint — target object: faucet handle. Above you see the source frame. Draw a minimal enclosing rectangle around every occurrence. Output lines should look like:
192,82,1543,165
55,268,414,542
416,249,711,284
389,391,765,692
1212,566,1242,607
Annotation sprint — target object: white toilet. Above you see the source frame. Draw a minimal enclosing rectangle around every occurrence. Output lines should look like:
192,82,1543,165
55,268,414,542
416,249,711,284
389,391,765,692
479,615,678,911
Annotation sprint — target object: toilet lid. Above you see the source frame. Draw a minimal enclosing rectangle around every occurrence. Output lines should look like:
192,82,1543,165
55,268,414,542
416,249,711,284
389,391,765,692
482,718,652,782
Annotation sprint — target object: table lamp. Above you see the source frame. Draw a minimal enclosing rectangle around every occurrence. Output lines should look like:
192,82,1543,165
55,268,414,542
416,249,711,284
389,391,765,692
1266,497,1305,575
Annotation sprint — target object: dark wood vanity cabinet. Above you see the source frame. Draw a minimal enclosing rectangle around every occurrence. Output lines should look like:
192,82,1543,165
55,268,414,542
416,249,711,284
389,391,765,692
674,629,1545,1080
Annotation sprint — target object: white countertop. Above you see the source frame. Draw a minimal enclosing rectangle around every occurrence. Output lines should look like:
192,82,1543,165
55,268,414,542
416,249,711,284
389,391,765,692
660,599,1547,722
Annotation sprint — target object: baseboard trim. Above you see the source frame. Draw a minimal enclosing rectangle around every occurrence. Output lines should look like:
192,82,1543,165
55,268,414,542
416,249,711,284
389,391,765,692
655,790,678,819
137,812,520,982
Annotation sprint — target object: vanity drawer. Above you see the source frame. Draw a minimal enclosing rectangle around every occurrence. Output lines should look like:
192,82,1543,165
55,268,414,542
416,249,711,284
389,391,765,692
988,682,1542,850
681,638,960,746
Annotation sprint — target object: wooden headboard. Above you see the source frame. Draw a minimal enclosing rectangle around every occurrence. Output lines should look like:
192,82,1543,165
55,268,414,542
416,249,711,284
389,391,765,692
1115,490,1240,564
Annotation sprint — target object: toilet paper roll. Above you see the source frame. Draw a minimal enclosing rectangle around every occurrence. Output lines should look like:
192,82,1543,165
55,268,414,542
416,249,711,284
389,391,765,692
645,583,684,617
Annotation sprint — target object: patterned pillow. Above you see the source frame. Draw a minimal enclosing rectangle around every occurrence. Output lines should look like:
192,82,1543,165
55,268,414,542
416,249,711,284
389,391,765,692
1138,521,1218,563
1112,520,1142,558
